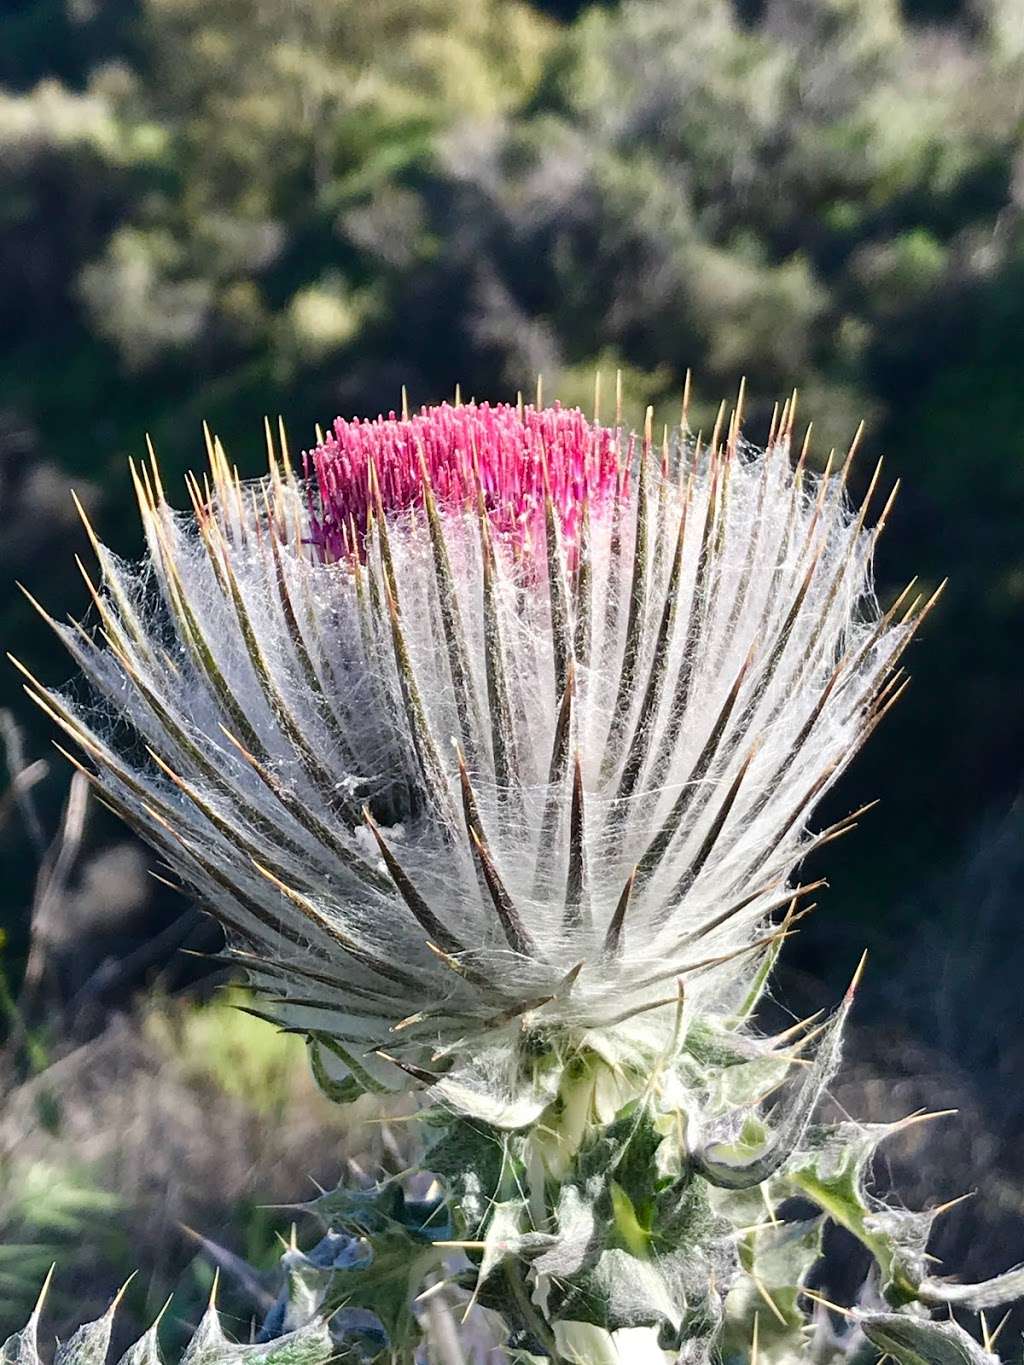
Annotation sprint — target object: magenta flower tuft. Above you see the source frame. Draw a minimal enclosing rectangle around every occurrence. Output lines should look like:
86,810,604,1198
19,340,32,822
306,400,623,561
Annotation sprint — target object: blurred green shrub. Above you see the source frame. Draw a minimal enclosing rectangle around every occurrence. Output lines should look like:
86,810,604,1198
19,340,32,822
1,0,1023,1049
0,1162,124,1329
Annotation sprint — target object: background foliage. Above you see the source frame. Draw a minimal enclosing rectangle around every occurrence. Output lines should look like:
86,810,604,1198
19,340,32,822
1,0,1023,1348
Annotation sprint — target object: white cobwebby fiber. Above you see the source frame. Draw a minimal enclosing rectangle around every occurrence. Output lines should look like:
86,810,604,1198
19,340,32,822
35,426,911,1105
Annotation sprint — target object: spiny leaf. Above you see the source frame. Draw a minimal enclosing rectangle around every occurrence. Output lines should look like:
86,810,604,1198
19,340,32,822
694,978,852,1189
54,1292,123,1365
1,1280,333,1365
918,1266,1024,1312
859,1313,999,1365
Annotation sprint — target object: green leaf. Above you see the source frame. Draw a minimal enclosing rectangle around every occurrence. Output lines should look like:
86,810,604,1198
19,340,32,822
713,1053,795,1113
2,1276,334,1365
534,1091,729,1345
470,1199,556,1296
540,1182,725,1345
684,1021,763,1068
272,1182,453,1352
426,1118,507,1232
548,1247,681,1334
694,1001,847,1190
783,1122,923,1304
859,1313,999,1365
720,1218,823,1364
575,1102,663,1211
236,1322,333,1365
609,1182,648,1258
918,1264,1024,1311
533,1183,598,1282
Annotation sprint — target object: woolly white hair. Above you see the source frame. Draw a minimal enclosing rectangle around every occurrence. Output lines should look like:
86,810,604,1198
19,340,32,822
19,403,929,1124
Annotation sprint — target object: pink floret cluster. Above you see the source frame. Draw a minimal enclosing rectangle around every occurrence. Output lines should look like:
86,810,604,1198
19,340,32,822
305,401,623,562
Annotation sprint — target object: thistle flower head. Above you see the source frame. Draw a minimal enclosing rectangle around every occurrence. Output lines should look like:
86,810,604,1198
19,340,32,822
24,396,923,1129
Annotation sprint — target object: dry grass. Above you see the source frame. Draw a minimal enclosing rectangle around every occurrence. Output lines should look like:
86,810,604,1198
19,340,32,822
0,991,416,1353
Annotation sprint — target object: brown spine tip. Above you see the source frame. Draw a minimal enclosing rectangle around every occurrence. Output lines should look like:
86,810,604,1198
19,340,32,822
845,949,869,1002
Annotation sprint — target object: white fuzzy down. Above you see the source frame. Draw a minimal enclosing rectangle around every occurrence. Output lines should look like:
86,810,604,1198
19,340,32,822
35,426,908,1099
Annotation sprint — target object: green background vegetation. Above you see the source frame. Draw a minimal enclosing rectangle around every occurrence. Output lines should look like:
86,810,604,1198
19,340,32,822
1,0,1023,1343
